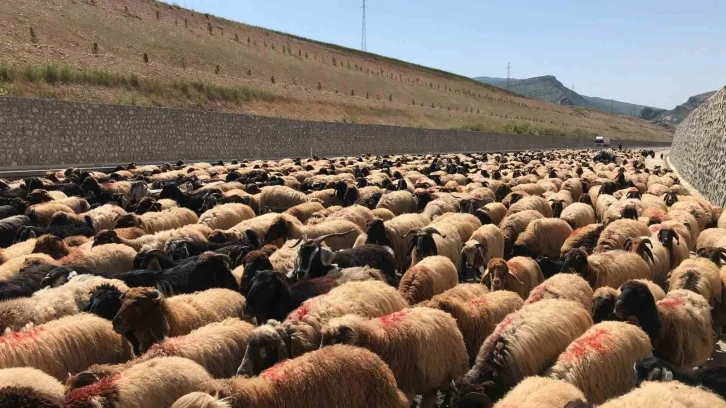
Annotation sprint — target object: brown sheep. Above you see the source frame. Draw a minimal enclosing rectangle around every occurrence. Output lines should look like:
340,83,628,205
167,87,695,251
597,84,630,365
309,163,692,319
398,255,458,304
482,257,544,299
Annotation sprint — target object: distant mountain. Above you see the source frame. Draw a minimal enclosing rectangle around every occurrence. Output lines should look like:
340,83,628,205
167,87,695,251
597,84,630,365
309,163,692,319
473,75,655,118
650,91,718,126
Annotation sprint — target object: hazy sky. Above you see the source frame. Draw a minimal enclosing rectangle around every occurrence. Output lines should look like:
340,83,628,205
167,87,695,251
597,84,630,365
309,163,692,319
182,0,724,109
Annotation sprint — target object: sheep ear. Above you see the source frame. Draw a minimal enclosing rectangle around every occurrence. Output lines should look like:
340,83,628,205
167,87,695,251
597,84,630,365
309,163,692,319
147,257,162,272
84,215,95,228
28,229,37,239
319,248,336,266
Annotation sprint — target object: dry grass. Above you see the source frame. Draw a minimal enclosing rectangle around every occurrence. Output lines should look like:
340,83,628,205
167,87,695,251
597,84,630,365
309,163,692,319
0,0,673,141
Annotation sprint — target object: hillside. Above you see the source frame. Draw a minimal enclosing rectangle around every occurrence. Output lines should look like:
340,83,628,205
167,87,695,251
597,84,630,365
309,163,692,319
651,91,717,126
474,75,655,118
0,0,672,142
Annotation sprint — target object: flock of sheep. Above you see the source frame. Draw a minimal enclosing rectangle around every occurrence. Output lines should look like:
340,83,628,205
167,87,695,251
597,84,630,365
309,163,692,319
0,148,724,408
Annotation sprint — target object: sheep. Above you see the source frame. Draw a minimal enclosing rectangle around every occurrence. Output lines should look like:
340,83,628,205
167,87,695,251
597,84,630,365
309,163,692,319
594,219,652,252
625,236,670,289
284,201,326,222
696,227,726,252
0,253,58,281
33,235,136,276
671,200,710,234
0,313,133,380
525,273,593,311
460,224,505,281
321,307,469,407
476,202,507,225
482,257,544,299
493,377,587,408
0,263,56,301
417,282,489,308
499,210,544,256
0,215,32,248
371,207,395,221
561,248,652,289
513,218,573,258
560,224,605,256
265,218,362,251
450,299,592,406
505,195,553,218
115,207,199,234
237,280,408,376
198,203,255,230
405,225,462,268
0,367,66,407
94,223,211,252
111,287,245,353
70,318,255,384
26,202,76,227
0,274,129,332
210,212,300,244
172,345,409,408
595,380,726,408
546,321,653,404
422,197,459,219
591,279,666,324
364,214,430,272
614,282,715,366
433,212,482,241
559,202,597,229
561,178,584,201
656,228,690,269
398,255,458,304
65,357,213,408
634,356,726,399
668,257,722,306
434,290,524,363
376,190,418,215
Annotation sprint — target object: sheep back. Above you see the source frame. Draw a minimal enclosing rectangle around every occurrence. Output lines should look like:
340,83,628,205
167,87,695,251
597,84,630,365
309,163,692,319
585,250,652,289
199,203,255,230
525,273,593,311
656,289,715,367
398,255,458,304
598,380,726,408
0,367,65,407
594,219,651,253
493,376,586,408
668,258,722,306
514,218,573,258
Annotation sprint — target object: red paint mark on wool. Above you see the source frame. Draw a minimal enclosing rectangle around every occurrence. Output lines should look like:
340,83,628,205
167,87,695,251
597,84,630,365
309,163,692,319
526,286,544,303
380,309,411,327
496,315,516,333
65,374,120,403
508,261,521,273
287,302,311,322
658,297,685,308
467,296,489,310
571,227,583,236
0,326,44,345
561,328,610,362
649,225,663,233
260,361,289,383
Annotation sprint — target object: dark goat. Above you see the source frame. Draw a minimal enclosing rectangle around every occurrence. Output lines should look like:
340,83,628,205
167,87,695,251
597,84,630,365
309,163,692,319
133,249,182,270
0,263,56,301
364,218,392,247
14,218,95,243
243,270,339,325
0,205,19,220
592,289,618,324
114,252,238,296
289,234,396,285
535,256,565,279
83,283,125,320
164,238,256,264
239,248,277,296
159,184,213,214
0,215,32,247
634,356,726,399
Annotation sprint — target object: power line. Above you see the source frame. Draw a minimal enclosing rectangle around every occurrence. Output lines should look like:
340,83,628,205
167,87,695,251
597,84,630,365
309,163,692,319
361,0,367,52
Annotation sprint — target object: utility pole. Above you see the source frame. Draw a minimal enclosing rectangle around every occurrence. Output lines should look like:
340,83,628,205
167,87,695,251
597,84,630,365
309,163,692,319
507,62,512,89
611,99,614,115
361,0,367,52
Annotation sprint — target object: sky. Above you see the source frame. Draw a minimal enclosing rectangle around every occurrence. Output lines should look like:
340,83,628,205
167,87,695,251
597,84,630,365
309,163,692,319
180,0,725,109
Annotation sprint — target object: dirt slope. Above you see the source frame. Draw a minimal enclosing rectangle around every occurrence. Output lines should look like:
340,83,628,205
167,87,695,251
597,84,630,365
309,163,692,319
0,0,672,142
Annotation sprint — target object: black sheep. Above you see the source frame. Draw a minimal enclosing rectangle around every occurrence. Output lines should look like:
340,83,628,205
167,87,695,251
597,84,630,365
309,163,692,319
14,218,95,243
634,356,726,399
243,270,339,325
0,263,56,301
40,265,97,288
83,283,125,320
0,215,33,247
159,184,214,214
0,205,19,221
164,239,256,264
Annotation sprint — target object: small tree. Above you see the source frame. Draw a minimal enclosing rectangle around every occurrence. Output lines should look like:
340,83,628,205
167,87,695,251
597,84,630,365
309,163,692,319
235,33,239,42
282,45,286,53
299,49,302,57
305,52,308,59
317,82,322,91
208,22,213,35
389,94,392,102
29,27,38,44
351,89,355,96
271,76,275,84
184,19,188,28
366,92,369,99
92,42,99,54
215,65,220,74
143,53,149,63
247,37,251,44
247,69,251,76
271,43,275,50
332,56,337,65
156,11,160,20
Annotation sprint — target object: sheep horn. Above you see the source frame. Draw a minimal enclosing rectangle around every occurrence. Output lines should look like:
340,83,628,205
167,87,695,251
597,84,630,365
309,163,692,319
507,269,525,285
425,228,446,238
639,241,655,264
289,237,305,248
401,228,421,239
313,230,357,245
624,238,633,251
672,231,680,244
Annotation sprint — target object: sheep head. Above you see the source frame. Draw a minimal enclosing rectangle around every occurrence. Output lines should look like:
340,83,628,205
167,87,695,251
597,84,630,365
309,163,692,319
237,320,292,377
263,218,292,244
481,258,522,291
243,270,288,324
474,208,493,225
364,218,388,245
187,252,237,293
462,241,489,274
696,247,726,266
93,230,121,247
27,189,53,204
614,281,660,339
83,283,124,320
663,192,678,207
633,357,675,387
320,314,367,347
114,214,141,229
32,234,69,260
625,238,655,265
549,199,565,218
560,248,589,275
403,228,443,259
288,230,355,281
656,228,679,249
112,287,170,353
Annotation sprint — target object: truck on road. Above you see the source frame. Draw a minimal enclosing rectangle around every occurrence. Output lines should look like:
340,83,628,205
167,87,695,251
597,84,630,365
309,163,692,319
594,136,611,148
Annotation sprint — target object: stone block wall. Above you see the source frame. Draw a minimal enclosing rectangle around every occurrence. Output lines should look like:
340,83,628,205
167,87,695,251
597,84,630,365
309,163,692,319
0,96,670,169
670,87,726,207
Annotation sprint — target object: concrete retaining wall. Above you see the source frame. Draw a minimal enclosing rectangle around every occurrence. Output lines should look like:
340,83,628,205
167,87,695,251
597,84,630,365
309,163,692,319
670,87,726,207
0,96,670,169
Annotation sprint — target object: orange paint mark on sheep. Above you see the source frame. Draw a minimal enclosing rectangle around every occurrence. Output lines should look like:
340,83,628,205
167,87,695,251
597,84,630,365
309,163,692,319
658,297,685,308
65,374,120,403
380,309,411,327
496,315,516,333
260,361,289,383
561,328,610,362
0,326,44,345
287,302,311,322
571,227,583,236
467,296,489,310
526,286,544,303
